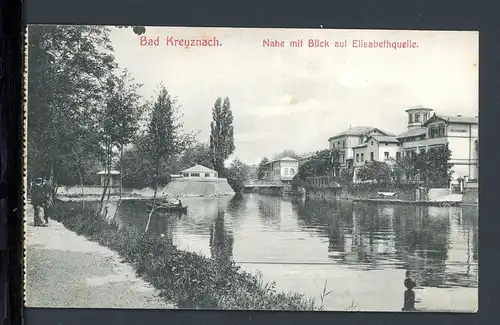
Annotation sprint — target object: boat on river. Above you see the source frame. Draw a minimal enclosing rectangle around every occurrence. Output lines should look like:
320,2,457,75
147,203,188,213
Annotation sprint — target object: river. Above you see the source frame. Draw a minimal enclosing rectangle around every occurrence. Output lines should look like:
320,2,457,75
61,193,478,311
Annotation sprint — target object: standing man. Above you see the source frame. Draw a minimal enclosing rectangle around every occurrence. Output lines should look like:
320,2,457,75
30,177,51,226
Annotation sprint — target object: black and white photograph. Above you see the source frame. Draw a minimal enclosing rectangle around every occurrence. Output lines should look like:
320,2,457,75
24,25,478,312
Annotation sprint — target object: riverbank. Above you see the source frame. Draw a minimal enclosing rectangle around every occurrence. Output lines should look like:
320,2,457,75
44,203,323,310
25,205,173,308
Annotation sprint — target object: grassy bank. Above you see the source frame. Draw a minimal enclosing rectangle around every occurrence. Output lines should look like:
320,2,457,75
52,204,323,310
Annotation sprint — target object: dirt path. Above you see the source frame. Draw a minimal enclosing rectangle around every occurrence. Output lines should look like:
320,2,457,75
24,204,174,309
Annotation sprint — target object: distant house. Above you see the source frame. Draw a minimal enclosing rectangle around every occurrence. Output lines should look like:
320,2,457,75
397,108,479,181
162,164,235,197
328,126,395,172
180,165,218,178
97,170,120,187
352,135,402,182
262,156,299,184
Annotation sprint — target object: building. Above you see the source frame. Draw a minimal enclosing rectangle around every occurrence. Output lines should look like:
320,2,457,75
328,126,395,172
180,165,218,178
352,134,402,182
396,107,478,181
97,170,120,187
262,156,299,184
162,164,235,197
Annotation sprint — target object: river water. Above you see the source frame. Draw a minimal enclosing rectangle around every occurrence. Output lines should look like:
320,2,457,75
63,194,478,311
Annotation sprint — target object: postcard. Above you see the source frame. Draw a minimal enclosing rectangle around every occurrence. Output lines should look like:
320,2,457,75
24,25,478,312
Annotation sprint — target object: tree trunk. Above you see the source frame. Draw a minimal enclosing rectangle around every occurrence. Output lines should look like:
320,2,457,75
145,161,160,233
113,144,124,219
78,167,85,209
98,144,111,217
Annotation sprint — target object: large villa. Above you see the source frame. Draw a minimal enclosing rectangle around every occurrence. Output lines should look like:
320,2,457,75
327,106,478,184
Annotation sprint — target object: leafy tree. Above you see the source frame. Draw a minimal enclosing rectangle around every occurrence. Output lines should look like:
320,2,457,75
106,70,144,217
296,149,340,180
256,157,269,179
179,142,213,170
27,25,117,200
356,161,392,184
143,85,196,232
419,144,453,186
226,159,251,193
209,97,235,176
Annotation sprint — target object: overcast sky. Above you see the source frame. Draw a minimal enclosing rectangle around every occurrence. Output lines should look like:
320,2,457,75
108,27,478,165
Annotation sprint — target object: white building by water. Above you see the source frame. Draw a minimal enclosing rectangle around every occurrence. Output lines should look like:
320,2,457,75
329,106,478,184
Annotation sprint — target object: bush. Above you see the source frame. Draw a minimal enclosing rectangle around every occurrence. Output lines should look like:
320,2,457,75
52,204,321,310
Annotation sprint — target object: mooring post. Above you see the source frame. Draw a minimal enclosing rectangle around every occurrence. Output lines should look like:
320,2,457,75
402,271,416,312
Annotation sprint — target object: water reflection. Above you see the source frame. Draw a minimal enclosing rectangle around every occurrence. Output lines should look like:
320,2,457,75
58,194,478,295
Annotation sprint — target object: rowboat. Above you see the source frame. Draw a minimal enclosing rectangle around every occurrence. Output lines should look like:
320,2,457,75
147,203,188,213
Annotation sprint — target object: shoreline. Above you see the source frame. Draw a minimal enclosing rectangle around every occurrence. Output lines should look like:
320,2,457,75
25,205,174,309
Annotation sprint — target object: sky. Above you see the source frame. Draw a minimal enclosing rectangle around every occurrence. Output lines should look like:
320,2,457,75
108,27,478,165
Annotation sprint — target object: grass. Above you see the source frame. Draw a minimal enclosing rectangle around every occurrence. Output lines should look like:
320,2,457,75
52,204,326,310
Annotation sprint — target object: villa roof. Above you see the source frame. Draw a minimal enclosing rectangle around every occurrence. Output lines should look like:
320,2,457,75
422,113,478,126
369,135,400,143
180,164,217,173
396,128,427,139
266,156,298,164
328,126,395,140
97,170,120,175
278,156,298,161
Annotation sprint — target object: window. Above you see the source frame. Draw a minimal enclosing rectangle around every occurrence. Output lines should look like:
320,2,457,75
289,168,296,175
384,142,388,146
415,113,420,122
183,173,189,177
420,135,425,140
384,152,389,160
191,173,200,177
396,152,401,159
423,112,429,121
397,143,400,146
283,168,288,176
371,141,374,145
408,113,413,123
332,143,335,149
370,152,374,161
343,140,346,147
356,153,360,162
361,153,364,161
342,153,345,163
429,123,446,138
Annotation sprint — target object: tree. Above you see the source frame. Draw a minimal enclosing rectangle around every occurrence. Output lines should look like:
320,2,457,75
419,144,453,186
179,142,213,170
107,70,144,218
356,161,392,184
256,157,269,179
143,85,196,232
27,25,117,200
209,97,235,176
226,159,251,194
296,149,340,180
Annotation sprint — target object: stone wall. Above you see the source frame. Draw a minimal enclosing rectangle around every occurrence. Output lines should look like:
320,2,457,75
341,185,417,201
463,182,478,205
306,188,342,199
427,188,451,201
162,178,235,197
